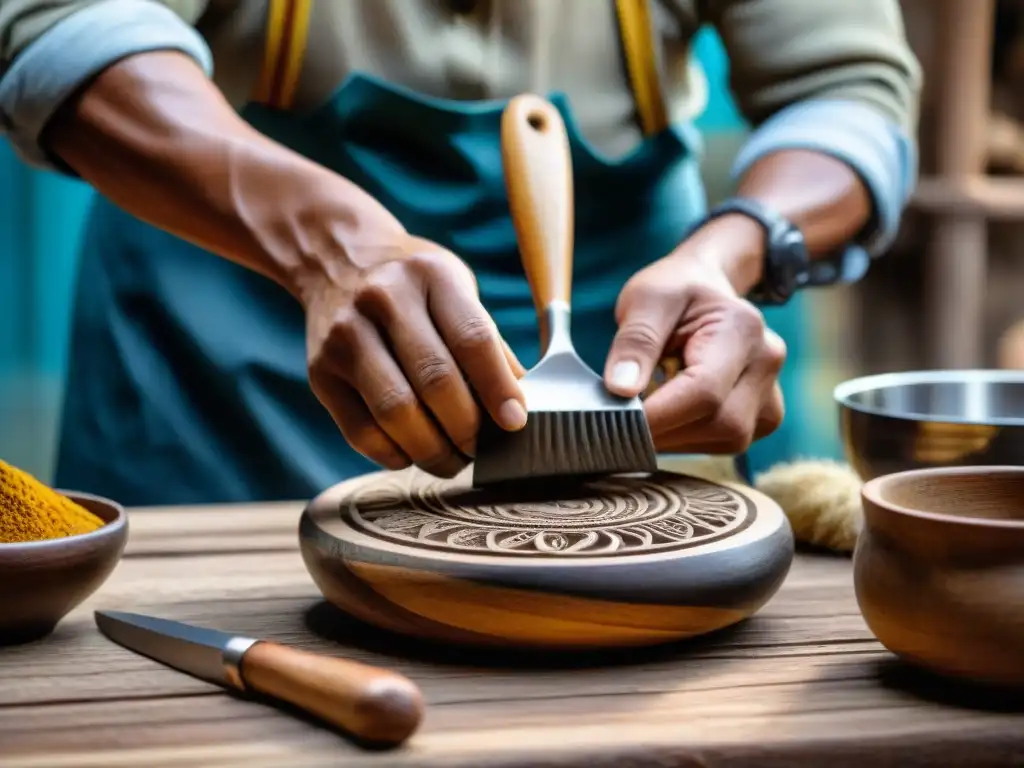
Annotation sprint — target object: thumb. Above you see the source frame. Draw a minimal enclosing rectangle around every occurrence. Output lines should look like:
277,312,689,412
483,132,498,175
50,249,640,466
604,305,677,398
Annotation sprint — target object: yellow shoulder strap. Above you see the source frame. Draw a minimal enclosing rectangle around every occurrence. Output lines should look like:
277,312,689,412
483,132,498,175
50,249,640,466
251,0,666,132
614,0,669,136
252,0,314,109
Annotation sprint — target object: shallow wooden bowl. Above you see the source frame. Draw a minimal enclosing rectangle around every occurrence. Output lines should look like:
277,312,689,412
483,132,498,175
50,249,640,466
856,466,1024,686
299,466,794,650
0,491,128,645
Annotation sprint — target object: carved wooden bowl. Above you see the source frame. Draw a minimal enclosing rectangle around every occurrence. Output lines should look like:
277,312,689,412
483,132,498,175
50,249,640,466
299,466,795,650
856,466,1024,686
0,491,128,646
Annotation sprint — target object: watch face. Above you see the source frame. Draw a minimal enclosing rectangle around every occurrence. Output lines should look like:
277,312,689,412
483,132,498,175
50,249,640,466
764,225,808,302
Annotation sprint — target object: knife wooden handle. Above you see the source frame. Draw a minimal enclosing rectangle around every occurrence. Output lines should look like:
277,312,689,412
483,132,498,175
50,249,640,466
240,640,424,745
501,93,574,312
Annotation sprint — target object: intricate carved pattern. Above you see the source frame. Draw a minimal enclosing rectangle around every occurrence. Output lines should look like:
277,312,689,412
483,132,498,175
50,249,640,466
342,471,755,558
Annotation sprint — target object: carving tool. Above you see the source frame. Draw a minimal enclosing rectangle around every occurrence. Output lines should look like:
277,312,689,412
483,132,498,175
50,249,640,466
473,94,658,487
94,609,424,745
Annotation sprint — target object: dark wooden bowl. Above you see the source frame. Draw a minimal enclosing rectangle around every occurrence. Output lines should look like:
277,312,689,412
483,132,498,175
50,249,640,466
0,491,128,646
856,466,1024,686
299,465,794,650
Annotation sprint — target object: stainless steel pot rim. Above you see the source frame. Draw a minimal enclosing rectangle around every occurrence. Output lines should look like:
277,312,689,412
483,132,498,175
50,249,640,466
833,369,1024,426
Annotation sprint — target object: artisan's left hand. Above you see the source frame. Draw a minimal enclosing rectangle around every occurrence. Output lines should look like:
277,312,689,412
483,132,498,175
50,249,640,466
603,237,786,455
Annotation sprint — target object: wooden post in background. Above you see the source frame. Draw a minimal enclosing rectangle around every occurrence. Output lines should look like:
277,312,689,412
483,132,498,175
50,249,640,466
925,0,994,369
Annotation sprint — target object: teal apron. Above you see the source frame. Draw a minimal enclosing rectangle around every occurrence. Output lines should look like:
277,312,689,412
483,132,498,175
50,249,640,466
54,19,807,506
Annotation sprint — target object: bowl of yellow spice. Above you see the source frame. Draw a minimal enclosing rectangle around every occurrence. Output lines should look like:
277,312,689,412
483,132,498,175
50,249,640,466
0,459,127,645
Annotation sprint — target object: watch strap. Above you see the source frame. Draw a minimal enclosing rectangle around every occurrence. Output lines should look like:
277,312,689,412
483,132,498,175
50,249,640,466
702,197,811,305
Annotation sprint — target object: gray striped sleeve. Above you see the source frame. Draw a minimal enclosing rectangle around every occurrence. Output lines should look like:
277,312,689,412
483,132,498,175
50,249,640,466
0,0,213,170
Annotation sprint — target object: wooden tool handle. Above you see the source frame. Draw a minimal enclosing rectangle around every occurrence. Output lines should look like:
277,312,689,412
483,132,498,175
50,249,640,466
240,641,424,745
501,94,575,311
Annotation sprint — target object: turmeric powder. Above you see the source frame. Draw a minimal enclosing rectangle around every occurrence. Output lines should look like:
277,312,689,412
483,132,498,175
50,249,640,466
0,459,105,543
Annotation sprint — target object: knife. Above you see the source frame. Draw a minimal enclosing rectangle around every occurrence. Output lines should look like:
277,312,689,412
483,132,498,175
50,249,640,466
94,609,424,745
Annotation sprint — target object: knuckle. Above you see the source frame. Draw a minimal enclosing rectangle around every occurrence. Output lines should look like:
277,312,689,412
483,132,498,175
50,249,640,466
733,301,767,335
449,315,497,354
307,349,332,379
718,411,754,445
615,276,668,321
762,330,788,370
763,348,786,375
322,311,363,369
412,353,455,394
327,309,361,345
370,387,418,421
406,248,447,275
616,322,664,354
355,264,409,316
691,383,726,415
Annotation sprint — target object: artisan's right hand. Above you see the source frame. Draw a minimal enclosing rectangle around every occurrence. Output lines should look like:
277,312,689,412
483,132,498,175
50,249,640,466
302,232,528,478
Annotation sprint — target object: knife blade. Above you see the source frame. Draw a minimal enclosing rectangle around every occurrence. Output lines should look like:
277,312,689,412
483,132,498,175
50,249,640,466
94,609,424,745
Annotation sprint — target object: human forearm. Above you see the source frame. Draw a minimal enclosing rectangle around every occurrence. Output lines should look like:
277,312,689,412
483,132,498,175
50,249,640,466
696,0,921,296
683,96,916,297
45,50,404,302
689,146,873,296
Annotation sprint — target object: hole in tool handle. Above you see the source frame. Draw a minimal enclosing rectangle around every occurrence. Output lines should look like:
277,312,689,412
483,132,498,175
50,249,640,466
527,112,547,132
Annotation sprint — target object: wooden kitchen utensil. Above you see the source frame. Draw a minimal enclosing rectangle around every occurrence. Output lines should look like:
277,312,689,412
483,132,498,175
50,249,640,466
299,464,794,650
94,610,425,745
856,466,1024,687
472,94,657,487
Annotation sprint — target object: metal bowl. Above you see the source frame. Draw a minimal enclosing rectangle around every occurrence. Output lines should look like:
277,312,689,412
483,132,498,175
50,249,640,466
834,370,1024,481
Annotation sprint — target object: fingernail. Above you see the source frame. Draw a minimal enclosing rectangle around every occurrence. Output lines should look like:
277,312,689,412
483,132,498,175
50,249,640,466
498,399,528,430
610,360,641,390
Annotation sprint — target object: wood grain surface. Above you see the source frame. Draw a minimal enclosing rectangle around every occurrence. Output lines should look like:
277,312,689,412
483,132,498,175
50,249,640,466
2,496,1024,766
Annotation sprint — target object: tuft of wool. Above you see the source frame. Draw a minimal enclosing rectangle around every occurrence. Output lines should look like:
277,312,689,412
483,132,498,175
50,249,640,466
754,459,863,553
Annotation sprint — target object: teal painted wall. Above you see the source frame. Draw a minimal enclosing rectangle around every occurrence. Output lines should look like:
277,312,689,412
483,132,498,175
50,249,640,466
0,145,93,379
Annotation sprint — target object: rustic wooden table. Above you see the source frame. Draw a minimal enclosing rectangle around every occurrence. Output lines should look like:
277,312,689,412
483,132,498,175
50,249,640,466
2,500,1023,767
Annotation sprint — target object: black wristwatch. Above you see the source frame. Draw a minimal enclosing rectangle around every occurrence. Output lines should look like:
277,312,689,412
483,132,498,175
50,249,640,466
700,197,812,305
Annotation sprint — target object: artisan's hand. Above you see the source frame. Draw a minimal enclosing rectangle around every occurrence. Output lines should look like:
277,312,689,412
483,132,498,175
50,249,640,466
39,51,527,477
603,218,786,454
303,231,527,477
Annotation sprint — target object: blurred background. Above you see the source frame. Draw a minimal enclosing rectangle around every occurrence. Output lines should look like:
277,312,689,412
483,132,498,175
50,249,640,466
0,1,1015,482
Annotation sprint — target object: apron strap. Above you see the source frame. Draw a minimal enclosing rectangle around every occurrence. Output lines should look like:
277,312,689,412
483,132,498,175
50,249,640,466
251,0,314,109
614,0,670,137
249,0,668,130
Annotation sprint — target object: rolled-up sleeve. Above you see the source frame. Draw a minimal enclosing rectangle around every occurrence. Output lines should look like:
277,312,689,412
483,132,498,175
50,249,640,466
704,0,923,277
0,0,212,170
